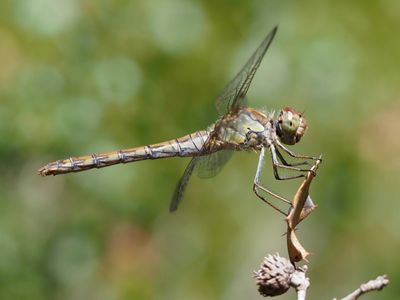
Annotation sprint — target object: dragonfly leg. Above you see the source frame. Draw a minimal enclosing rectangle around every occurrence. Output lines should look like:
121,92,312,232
275,148,309,167
270,144,311,180
253,147,292,216
276,140,321,161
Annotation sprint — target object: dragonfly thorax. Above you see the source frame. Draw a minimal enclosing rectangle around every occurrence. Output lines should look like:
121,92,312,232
275,107,307,145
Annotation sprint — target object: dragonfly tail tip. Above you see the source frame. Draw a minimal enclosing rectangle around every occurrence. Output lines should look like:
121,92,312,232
37,166,51,176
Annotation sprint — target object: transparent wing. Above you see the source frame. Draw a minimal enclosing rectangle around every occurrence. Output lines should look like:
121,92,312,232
195,150,233,178
215,26,278,115
170,157,199,212
170,27,278,211
169,150,233,212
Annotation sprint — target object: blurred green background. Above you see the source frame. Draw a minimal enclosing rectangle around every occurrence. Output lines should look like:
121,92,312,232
1,0,399,299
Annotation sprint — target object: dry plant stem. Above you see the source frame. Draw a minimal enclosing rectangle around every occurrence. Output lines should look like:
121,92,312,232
286,158,321,263
290,266,310,300
287,158,321,229
336,275,389,300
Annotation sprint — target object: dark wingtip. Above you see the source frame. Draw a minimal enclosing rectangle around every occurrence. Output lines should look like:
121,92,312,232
169,194,180,213
271,25,278,37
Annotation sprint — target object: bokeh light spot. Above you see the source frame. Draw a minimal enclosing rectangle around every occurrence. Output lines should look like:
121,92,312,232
93,56,142,104
144,0,207,54
14,0,80,36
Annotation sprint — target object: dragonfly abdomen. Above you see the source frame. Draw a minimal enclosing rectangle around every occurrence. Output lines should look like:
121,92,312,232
37,130,210,176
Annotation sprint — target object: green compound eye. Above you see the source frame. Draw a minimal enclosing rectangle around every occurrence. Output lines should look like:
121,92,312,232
277,108,306,145
281,114,299,133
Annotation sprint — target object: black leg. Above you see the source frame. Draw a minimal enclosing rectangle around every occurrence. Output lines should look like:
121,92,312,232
276,140,321,161
275,147,309,167
270,144,311,180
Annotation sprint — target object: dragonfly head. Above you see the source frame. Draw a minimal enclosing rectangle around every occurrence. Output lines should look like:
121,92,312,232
276,107,307,145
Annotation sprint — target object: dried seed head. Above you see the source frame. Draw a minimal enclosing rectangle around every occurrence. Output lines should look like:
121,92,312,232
253,254,295,297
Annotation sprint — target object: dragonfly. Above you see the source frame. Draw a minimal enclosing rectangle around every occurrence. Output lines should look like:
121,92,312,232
38,26,319,215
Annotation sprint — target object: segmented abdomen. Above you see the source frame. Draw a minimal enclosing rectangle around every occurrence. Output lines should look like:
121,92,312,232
38,130,210,176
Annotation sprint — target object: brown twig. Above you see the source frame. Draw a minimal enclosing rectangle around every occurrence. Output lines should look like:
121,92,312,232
254,157,389,299
286,157,321,263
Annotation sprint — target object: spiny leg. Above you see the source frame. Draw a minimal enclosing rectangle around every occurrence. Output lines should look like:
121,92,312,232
270,144,311,180
253,147,292,216
276,140,320,161
275,147,309,167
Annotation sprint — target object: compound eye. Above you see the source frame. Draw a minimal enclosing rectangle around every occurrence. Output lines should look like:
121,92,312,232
281,114,299,134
